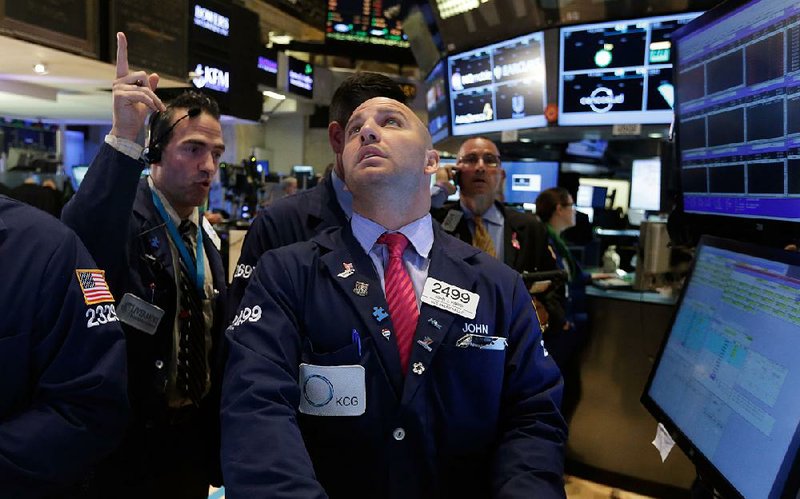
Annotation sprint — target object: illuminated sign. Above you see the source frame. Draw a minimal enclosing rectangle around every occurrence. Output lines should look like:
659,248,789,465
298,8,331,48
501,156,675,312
192,63,230,93
257,56,278,75
287,56,314,99
194,4,230,37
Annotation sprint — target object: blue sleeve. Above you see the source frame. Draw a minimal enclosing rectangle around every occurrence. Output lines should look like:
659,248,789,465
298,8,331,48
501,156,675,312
221,250,327,499
0,230,129,495
430,184,448,209
227,215,272,324
61,143,144,295
492,275,567,499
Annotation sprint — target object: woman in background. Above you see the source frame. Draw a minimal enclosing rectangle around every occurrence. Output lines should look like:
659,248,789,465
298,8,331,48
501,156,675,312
535,187,589,423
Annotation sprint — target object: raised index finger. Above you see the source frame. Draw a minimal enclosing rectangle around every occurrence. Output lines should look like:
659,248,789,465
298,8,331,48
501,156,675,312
115,32,129,79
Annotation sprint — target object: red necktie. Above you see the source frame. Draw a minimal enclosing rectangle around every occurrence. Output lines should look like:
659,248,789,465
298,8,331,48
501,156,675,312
378,232,419,375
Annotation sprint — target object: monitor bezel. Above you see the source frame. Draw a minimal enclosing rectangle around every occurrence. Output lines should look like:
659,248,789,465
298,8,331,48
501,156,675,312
641,234,800,499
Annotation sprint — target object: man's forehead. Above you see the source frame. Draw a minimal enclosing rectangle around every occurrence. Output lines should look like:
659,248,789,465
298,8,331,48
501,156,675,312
460,138,499,155
350,97,412,121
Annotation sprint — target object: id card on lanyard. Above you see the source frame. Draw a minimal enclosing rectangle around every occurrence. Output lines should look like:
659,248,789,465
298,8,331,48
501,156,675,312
151,190,206,299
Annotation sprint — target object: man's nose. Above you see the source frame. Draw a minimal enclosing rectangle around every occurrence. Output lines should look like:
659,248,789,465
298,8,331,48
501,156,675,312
359,120,379,144
199,151,217,174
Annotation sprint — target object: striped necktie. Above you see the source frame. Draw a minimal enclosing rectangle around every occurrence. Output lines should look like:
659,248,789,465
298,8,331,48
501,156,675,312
472,215,496,258
177,219,207,406
377,232,419,375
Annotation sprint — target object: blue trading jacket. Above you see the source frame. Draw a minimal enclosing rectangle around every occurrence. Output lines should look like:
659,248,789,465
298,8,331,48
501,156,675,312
222,222,567,499
227,172,347,321
0,196,128,497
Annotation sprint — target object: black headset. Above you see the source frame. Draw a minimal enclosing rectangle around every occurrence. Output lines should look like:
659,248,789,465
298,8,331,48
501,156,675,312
142,107,202,164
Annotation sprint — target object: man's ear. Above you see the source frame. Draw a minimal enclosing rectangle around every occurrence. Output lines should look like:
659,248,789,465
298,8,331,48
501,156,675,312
328,122,344,154
424,149,440,175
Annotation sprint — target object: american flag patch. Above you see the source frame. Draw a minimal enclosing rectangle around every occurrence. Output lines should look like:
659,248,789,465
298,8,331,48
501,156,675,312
75,269,115,305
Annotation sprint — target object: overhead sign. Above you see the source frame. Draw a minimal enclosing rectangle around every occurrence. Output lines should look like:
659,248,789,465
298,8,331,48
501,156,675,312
194,4,229,37
192,63,230,93
287,55,314,99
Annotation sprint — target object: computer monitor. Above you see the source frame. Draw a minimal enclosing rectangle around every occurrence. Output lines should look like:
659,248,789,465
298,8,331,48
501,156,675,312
676,0,800,223
579,177,630,213
503,161,558,205
630,157,662,211
68,165,89,191
558,12,702,126
426,60,450,145
447,30,547,136
642,235,800,499
576,184,608,208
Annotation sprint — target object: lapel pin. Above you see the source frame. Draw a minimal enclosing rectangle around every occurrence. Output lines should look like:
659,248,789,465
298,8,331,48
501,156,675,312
381,328,391,341
417,336,433,352
372,306,389,322
412,362,425,375
337,262,355,278
149,235,160,249
511,232,520,250
427,317,442,330
353,281,369,297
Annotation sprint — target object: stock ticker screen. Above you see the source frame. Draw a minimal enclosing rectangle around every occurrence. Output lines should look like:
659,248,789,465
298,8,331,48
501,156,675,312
326,0,409,48
558,12,700,126
676,0,800,221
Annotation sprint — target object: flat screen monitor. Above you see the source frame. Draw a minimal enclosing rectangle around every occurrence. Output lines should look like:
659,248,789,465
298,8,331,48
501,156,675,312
579,177,630,213
576,184,608,208
675,0,800,223
448,30,547,136
558,12,702,126
426,60,450,145
503,161,558,205
642,235,800,499
69,165,89,191
566,139,608,160
630,157,662,211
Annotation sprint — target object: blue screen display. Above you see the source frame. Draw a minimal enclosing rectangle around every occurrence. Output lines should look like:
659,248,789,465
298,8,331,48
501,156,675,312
647,238,800,498
502,161,558,204
676,0,800,222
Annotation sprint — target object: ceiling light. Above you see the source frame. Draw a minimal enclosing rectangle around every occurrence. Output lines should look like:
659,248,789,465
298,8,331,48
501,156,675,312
33,63,48,75
269,33,293,45
519,137,532,143
263,90,286,100
648,132,663,139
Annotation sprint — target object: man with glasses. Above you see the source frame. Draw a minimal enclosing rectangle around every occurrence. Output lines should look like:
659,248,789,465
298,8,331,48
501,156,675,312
433,136,555,281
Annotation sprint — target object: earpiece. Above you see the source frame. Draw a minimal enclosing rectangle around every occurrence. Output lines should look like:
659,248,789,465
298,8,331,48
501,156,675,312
143,107,202,164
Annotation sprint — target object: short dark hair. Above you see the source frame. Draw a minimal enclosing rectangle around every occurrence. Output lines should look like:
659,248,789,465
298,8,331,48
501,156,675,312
149,90,220,147
535,187,571,223
329,72,407,127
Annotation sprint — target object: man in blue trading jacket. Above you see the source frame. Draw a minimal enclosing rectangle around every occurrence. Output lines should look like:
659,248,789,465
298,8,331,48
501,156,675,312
0,195,129,497
62,33,227,498
227,72,408,318
222,97,567,498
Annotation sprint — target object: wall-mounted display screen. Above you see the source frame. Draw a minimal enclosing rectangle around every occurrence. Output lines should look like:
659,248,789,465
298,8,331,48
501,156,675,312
257,48,279,88
676,0,800,223
503,161,558,205
576,184,608,208
630,158,662,211
448,30,547,136
579,177,630,213
425,60,450,145
326,0,409,48
559,12,701,126
287,56,314,99
643,235,800,499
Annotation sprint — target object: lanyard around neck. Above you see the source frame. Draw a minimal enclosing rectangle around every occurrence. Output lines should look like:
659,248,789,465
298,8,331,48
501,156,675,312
150,190,206,299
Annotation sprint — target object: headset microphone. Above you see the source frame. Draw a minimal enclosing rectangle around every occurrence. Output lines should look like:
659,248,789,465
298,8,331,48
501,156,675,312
143,107,202,164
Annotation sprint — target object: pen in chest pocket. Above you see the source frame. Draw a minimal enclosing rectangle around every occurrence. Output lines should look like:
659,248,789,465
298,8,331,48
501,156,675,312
352,329,362,357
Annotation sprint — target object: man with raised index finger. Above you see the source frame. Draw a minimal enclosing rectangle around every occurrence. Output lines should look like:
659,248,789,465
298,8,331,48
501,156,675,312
221,97,567,498
62,32,228,498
